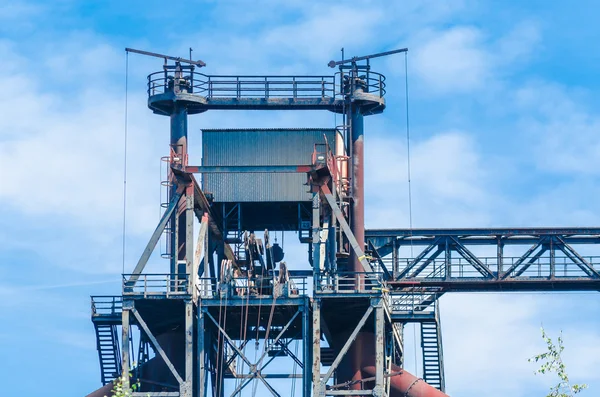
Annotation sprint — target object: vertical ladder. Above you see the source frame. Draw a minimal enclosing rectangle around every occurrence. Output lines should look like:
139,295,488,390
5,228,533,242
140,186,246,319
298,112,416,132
94,324,122,385
420,313,445,391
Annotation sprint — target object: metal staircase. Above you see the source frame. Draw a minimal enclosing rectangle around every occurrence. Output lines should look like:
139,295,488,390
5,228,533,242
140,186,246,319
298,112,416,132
420,308,445,391
91,296,123,385
94,323,122,385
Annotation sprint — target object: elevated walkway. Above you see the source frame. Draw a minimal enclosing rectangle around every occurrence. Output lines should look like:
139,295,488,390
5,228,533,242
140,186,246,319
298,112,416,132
146,72,386,115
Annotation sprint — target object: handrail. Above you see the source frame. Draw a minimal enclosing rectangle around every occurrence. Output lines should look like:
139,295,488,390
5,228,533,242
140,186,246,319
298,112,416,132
147,71,337,99
381,255,600,279
122,273,190,297
91,296,123,316
196,275,308,299
316,271,384,294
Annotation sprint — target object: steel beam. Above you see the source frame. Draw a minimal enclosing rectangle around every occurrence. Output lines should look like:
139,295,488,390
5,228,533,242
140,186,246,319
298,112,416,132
121,308,130,390
204,310,281,397
131,308,184,385
127,188,183,284
182,165,313,173
183,301,193,397
366,227,600,237
374,300,384,396
198,306,206,397
193,214,209,303
321,184,373,273
302,299,311,397
322,306,374,385
312,299,322,397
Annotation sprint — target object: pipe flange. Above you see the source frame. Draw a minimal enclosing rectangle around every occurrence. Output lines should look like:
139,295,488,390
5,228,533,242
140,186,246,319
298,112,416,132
404,378,423,396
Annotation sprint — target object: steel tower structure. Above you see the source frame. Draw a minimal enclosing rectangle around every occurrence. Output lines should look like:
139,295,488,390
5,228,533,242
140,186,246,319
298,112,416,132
87,49,600,397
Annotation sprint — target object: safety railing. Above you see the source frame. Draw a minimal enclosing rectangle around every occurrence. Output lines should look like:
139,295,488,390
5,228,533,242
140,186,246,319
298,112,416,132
122,274,190,297
316,271,384,294
196,275,308,299
384,255,600,279
147,71,337,100
336,70,386,98
388,290,440,316
91,295,123,317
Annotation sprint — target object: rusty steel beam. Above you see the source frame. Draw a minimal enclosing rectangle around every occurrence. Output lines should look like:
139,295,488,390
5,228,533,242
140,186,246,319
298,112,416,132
131,308,184,386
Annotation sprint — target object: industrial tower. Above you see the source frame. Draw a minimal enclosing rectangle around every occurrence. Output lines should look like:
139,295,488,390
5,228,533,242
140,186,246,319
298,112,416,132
88,48,600,397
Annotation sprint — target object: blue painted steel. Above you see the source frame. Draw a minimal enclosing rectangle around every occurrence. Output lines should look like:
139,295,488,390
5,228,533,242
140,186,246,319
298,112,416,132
367,228,600,292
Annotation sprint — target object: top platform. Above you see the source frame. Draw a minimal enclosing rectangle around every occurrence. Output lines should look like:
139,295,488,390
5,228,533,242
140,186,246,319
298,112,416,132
146,71,386,115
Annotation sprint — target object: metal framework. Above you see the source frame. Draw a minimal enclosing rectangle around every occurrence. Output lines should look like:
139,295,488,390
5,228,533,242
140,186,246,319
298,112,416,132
87,48,600,397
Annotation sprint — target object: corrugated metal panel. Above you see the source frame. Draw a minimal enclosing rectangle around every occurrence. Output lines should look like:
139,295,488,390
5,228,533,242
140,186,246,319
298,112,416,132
202,128,335,202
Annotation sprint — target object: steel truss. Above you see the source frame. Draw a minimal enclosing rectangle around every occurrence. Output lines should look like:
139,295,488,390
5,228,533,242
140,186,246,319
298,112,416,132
366,228,600,292
199,299,311,397
89,51,600,397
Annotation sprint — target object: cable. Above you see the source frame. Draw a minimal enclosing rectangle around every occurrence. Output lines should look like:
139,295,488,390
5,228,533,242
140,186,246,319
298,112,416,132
404,52,413,252
403,51,420,379
122,51,129,275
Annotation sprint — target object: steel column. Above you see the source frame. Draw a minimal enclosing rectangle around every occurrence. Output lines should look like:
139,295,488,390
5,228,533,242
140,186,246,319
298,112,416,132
183,300,193,397
349,106,365,273
198,307,206,397
374,299,385,397
312,298,322,397
121,307,130,390
302,299,311,397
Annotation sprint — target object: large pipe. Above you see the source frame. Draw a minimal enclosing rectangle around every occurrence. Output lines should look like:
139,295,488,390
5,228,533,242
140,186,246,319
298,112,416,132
363,363,449,397
338,79,448,397
335,333,449,397
170,103,188,276
349,107,365,273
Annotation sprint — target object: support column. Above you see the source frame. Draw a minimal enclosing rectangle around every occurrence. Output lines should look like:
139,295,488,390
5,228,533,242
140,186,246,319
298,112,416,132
121,306,130,390
497,237,503,277
444,239,451,280
198,307,206,397
374,299,385,397
312,192,321,287
392,240,399,279
170,103,188,277
302,299,311,397
185,185,194,294
312,299,321,397
349,108,365,273
182,300,193,397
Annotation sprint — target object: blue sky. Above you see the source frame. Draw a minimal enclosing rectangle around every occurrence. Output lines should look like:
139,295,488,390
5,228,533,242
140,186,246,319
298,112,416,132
1,1,600,396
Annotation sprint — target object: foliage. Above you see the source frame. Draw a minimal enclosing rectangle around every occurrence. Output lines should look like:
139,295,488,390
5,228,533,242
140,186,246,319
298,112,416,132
104,374,143,397
529,327,588,397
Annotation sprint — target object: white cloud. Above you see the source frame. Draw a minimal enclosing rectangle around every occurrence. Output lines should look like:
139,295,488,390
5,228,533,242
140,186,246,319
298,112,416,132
513,81,600,175
365,130,492,228
405,21,540,95
412,26,490,93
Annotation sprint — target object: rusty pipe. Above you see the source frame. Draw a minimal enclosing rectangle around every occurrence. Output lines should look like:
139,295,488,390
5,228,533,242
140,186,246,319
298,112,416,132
334,332,449,397
362,363,449,397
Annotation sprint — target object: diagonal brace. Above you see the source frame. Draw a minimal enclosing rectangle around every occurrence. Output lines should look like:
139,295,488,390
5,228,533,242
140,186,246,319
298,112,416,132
128,187,184,284
367,240,392,280
205,311,280,397
501,239,544,279
256,310,300,367
396,238,441,279
322,305,374,385
556,237,600,278
131,308,184,385
320,184,373,273
450,237,495,278
410,246,444,278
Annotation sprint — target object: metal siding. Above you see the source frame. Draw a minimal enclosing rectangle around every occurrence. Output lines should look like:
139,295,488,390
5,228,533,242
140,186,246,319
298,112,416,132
202,129,335,202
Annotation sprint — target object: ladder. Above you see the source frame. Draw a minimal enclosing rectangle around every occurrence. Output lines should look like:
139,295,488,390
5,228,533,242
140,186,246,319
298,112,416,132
420,312,445,391
94,324,122,385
